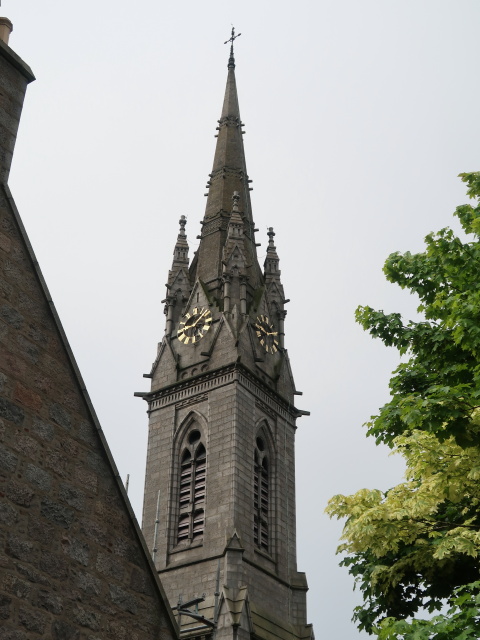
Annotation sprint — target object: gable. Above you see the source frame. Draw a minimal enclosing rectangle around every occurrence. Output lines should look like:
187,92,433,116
0,183,178,638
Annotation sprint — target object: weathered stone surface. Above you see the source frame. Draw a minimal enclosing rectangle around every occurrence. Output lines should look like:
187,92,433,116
0,628,28,640
2,573,30,599
0,444,17,472
39,551,69,580
0,397,24,425
36,589,63,614
0,502,17,526
31,417,55,441
5,534,35,562
73,570,101,596
109,584,138,614
73,605,101,631
59,482,85,511
49,402,71,430
0,594,11,620
5,480,33,507
61,537,90,566
0,303,23,328
18,607,48,633
40,499,75,529
51,620,80,640
25,463,51,491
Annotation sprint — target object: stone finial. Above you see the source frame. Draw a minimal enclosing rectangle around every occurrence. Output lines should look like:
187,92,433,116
179,215,187,236
232,191,240,212
267,227,275,248
0,17,13,45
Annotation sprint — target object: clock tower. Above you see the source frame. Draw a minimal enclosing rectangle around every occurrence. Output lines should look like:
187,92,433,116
140,35,313,640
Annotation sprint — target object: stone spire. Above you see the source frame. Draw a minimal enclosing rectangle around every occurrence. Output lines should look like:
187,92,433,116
191,45,262,293
164,215,190,336
264,227,281,284
169,214,189,281
264,227,287,349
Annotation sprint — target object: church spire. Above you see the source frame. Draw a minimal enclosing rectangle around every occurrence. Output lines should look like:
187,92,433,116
164,215,190,337
191,32,262,293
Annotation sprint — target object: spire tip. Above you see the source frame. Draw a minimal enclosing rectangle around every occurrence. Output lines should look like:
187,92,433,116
224,26,241,69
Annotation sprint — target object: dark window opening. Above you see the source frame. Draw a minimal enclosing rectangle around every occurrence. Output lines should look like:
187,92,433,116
177,430,206,545
254,443,269,552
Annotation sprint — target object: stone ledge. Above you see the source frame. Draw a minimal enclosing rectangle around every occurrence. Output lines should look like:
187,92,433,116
0,38,35,83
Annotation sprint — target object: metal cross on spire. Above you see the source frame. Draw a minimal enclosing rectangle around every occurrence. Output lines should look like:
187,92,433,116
224,26,241,69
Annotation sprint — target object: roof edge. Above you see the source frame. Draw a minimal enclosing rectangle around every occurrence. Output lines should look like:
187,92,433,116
0,38,35,82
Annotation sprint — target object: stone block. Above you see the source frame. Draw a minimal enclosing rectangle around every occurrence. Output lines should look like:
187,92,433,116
49,402,72,430
51,620,80,640
13,382,42,411
62,537,90,566
2,572,30,599
36,589,63,614
0,397,24,425
40,499,75,529
73,604,101,631
0,303,23,328
109,584,138,614
73,569,101,596
0,443,17,471
18,607,48,634
31,417,55,441
59,483,85,511
39,550,69,580
0,594,11,620
5,480,34,507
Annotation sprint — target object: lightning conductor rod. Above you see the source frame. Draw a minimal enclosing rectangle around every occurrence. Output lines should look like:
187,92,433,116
152,490,161,562
125,474,130,494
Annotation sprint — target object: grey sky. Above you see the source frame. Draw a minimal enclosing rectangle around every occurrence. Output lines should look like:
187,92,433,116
6,1,480,637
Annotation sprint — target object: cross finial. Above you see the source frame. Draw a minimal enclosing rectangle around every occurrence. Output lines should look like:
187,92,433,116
224,26,241,69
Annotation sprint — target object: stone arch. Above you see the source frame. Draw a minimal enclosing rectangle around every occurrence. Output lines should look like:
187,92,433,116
253,419,275,554
172,410,208,548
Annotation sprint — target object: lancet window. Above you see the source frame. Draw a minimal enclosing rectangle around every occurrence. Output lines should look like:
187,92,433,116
177,427,206,545
253,435,269,552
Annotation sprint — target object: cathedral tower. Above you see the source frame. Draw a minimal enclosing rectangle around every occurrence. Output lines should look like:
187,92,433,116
140,34,313,640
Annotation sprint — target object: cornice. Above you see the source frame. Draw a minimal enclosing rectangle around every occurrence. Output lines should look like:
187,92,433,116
141,362,301,420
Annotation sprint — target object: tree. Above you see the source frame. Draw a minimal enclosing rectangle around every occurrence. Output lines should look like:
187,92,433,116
327,173,480,635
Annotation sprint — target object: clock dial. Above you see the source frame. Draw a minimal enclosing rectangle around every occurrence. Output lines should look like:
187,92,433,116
178,307,212,344
254,315,279,354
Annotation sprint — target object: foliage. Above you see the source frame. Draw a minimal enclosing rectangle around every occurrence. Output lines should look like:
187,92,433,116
375,581,480,639
327,173,480,634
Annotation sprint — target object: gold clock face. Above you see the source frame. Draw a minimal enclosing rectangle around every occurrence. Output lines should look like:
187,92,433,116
178,307,212,344
254,315,279,354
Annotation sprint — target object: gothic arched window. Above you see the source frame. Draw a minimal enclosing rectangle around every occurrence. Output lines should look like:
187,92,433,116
254,435,269,552
177,428,206,545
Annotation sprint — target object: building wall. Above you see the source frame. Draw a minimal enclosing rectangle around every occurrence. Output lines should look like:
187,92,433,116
143,364,308,631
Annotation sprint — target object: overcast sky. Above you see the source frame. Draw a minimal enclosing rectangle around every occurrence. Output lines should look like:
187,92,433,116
5,1,480,638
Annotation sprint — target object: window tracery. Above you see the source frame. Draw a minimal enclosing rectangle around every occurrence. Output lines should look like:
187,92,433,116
177,427,206,545
254,435,269,552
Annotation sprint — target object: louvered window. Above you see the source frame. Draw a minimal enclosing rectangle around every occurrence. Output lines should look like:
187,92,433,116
254,437,269,552
177,429,206,545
